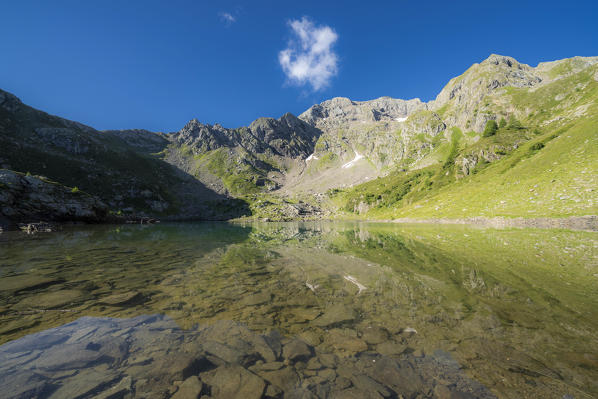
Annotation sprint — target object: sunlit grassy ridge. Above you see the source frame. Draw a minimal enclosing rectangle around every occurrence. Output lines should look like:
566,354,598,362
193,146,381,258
334,64,598,219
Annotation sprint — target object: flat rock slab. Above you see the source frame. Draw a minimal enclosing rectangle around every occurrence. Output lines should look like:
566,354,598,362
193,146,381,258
171,376,202,399
15,290,86,310
376,341,407,356
201,364,265,399
0,318,40,336
360,326,390,345
311,304,355,328
289,307,321,322
282,338,313,362
0,275,61,294
93,376,133,399
326,330,368,354
256,366,300,392
99,291,143,306
0,370,54,399
31,342,107,371
48,368,120,399
240,292,271,306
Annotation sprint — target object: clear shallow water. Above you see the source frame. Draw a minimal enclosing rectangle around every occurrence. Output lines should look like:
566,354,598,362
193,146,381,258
0,222,597,398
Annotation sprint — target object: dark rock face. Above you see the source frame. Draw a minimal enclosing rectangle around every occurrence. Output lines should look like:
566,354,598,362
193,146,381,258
102,129,170,153
0,170,108,227
0,315,498,399
171,112,322,159
250,113,321,158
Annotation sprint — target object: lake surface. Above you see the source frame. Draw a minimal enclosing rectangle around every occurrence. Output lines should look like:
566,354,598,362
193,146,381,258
0,222,597,399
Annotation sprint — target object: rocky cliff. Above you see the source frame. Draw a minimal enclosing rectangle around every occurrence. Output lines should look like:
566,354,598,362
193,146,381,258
0,170,108,230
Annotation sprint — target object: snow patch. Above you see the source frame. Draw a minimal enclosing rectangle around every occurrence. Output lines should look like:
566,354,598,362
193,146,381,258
341,151,364,169
305,281,319,293
395,117,408,122
306,153,319,162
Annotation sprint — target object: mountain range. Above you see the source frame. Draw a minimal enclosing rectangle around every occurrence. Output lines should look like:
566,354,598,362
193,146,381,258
1,54,597,228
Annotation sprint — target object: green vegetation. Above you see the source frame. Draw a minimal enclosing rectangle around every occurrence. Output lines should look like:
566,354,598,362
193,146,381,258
507,116,524,130
331,60,598,220
482,120,498,137
337,115,597,218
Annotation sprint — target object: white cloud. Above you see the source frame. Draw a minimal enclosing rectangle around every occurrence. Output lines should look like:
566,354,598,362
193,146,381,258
278,17,338,91
219,11,236,26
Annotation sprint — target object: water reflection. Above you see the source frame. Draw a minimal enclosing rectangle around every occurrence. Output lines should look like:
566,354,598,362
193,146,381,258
0,221,597,398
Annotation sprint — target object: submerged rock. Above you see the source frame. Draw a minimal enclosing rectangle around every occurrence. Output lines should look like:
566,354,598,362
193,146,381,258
311,304,355,328
171,376,202,399
0,315,499,399
0,275,62,294
47,367,120,399
201,364,265,399
99,291,144,306
282,338,313,362
14,289,87,310
0,370,54,399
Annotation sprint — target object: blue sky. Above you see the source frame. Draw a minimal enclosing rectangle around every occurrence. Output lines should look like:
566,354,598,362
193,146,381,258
1,0,597,132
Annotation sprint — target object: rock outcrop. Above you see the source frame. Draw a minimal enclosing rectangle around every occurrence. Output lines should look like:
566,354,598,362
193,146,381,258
300,96,427,129
171,112,321,159
430,54,544,132
0,170,108,229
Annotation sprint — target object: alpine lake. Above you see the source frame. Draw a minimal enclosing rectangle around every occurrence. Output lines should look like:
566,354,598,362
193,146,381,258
0,221,596,399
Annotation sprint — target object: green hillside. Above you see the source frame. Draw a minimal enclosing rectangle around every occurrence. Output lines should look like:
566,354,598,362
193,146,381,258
335,62,598,219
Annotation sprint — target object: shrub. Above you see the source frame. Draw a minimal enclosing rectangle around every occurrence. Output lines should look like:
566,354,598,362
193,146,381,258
499,118,507,128
508,116,524,129
71,186,80,193
483,120,498,137
529,142,545,152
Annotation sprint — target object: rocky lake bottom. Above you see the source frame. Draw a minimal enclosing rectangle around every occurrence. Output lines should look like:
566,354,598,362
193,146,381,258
0,222,596,399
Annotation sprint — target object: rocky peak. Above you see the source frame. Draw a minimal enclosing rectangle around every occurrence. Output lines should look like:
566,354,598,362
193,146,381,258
171,111,321,159
172,119,234,152
430,54,544,132
482,54,520,68
299,96,427,130
249,113,321,158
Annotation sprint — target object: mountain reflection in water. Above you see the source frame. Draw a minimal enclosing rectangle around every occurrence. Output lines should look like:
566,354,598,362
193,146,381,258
0,221,596,398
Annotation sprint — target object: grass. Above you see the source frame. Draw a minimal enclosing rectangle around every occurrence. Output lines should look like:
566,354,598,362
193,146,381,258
338,116,597,219
332,62,598,219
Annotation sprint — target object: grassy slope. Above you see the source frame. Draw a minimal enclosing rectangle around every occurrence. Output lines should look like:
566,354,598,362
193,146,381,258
169,145,281,196
335,64,598,219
